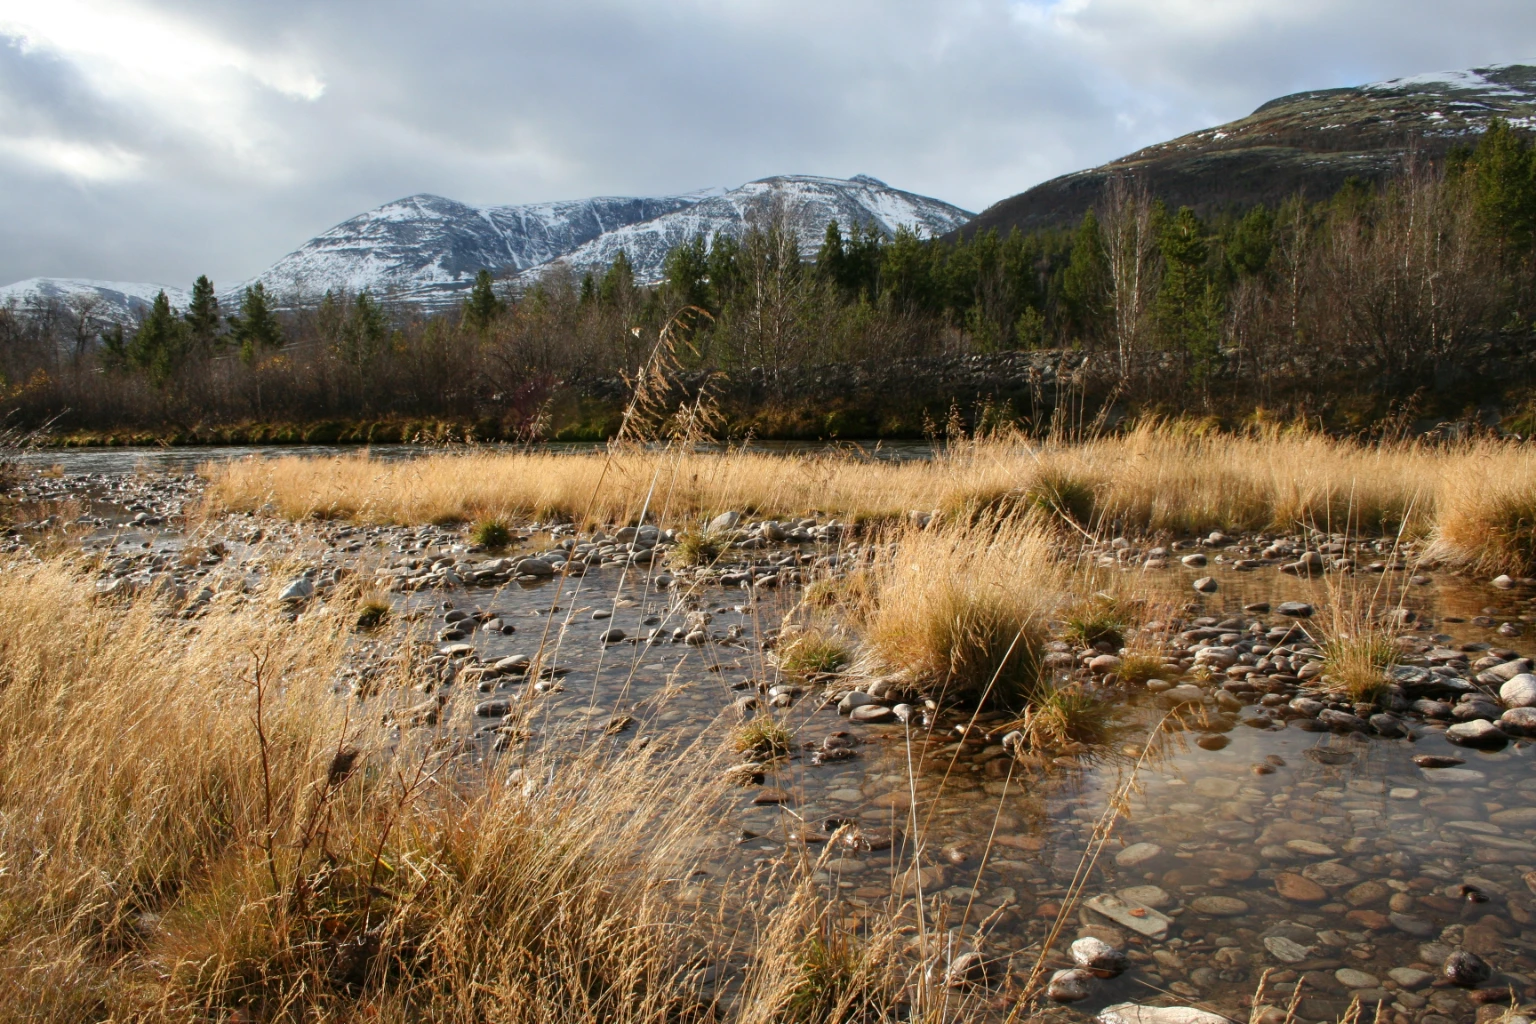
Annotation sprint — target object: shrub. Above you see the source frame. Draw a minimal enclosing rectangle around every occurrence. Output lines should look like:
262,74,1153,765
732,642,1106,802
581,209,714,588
471,517,513,548
1061,605,1126,649
355,597,391,631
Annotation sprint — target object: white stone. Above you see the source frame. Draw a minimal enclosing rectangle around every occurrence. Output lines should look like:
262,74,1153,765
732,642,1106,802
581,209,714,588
1098,1004,1227,1024
1114,843,1164,868
1085,893,1171,939
1502,673,1536,708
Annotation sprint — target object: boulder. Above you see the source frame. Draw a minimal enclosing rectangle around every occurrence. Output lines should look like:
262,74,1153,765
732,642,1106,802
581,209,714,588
1097,1005,1228,1024
1501,673,1536,708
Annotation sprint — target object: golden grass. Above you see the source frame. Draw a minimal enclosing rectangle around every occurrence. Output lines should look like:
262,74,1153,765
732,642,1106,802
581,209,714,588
865,513,1063,709
0,561,912,1023
204,425,1536,571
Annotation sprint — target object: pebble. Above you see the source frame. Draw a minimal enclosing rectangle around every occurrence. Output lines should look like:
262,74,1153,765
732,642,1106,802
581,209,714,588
1443,950,1492,987
1277,601,1314,618
1085,893,1171,939
600,628,626,643
1071,936,1129,977
1502,706,1536,735
1263,935,1313,963
1501,673,1536,708
1114,843,1163,868
1189,896,1248,916
1285,839,1335,857
1446,719,1507,747
1097,1006,1228,1024
1048,968,1094,1002
1192,576,1218,593
1275,873,1327,902
1335,968,1379,989
1388,968,1435,990
848,705,894,724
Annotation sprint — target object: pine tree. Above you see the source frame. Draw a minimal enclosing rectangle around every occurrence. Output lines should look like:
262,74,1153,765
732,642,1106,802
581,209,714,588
228,283,283,362
1061,211,1109,342
127,290,189,386
661,234,711,311
1156,207,1223,372
462,269,505,332
815,220,847,289
599,251,636,307
1228,206,1275,278
184,275,221,351
1472,119,1536,257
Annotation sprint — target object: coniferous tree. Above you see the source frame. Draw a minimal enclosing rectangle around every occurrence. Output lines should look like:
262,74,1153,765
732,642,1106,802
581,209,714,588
1061,210,1110,343
127,290,189,386
661,235,711,311
463,269,505,332
1471,119,1536,258
1228,206,1275,278
599,251,636,307
228,283,283,362
1156,207,1223,372
184,275,222,351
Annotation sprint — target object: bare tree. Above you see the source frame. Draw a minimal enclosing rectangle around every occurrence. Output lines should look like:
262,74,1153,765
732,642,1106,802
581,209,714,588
1098,176,1159,375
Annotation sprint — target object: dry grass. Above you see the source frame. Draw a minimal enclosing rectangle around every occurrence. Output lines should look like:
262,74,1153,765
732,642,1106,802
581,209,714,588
204,425,1536,571
777,628,851,679
864,513,1064,710
0,560,911,1023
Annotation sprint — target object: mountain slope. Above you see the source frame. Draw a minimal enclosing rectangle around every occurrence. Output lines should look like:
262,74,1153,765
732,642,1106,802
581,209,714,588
959,62,1536,239
544,175,972,284
251,191,719,304
0,278,192,322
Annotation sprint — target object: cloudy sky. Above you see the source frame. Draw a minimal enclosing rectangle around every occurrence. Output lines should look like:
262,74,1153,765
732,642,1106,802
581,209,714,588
1,0,1533,288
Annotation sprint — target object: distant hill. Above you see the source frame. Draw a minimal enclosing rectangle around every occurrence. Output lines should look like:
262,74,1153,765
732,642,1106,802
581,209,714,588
542,175,973,284
958,62,1536,239
0,278,192,323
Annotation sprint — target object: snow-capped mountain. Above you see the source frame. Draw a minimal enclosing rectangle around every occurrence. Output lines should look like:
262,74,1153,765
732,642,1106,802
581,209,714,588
543,175,974,284
250,191,719,305
2,175,972,317
0,278,192,323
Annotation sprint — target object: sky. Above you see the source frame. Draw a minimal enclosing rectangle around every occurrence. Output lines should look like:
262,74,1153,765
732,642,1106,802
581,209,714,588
1,0,1534,288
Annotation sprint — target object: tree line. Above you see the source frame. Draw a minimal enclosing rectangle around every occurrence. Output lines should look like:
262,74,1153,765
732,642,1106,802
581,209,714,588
3,120,1535,438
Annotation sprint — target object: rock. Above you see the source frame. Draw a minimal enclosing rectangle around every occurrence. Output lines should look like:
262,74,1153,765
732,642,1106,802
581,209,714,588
1502,673,1536,707
1478,657,1533,685
1275,873,1328,902
518,558,555,577
1071,936,1129,977
1097,1005,1228,1024
1193,777,1240,798
1162,684,1205,706
1088,654,1122,674
1048,968,1094,1002
1388,967,1435,990
1084,893,1171,939
474,699,511,717
1180,553,1208,567
1443,950,1492,987
494,654,531,674
1389,912,1435,936
1114,843,1163,868
1285,839,1336,857
849,705,894,724
1302,860,1362,888
1336,969,1380,989
942,950,990,988
1318,709,1368,731
708,511,741,532
1192,576,1218,593
1502,707,1536,736
1493,574,1517,589
600,628,626,644
1370,713,1407,737
837,691,878,714
1344,880,1391,906
278,577,314,603
1413,754,1465,767
1263,935,1314,963
1117,885,1172,908
1490,807,1536,827
1277,601,1314,618
1447,719,1507,747
1189,896,1249,916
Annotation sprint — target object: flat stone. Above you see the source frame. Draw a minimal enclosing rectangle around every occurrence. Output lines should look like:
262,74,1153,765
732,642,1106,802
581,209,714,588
848,704,894,723
1193,777,1240,798
1189,896,1249,916
1388,967,1435,990
1097,1005,1227,1024
1264,935,1315,963
1502,707,1536,736
1344,880,1391,907
1278,601,1315,618
751,787,792,805
1389,912,1435,937
1085,893,1171,939
1501,674,1536,708
1302,860,1362,888
1192,576,1218,593
1116,885,1171,909
1336,968,1379,989
1490,807,1536,827
1114,843,1164,868
1421,767,1486,783
1285,839,1336,857
1275,873,1328,902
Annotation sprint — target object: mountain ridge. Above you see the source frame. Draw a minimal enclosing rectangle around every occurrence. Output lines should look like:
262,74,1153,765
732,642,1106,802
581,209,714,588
956,62,1536,240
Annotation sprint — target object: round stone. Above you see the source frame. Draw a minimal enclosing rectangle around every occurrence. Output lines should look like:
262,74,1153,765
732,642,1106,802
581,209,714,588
1047,968,1093,1002
1190,896,1249,916
1193,576,1219,593
1501,673,1536,708
1336,969,1379,989
1071,937,1129,977
1115,843,1164,868
1277,601,1314,618
1285,839,1336,857
1276,873,1328,902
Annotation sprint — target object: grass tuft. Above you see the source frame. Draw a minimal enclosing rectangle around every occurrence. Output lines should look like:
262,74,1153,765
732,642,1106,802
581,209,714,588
1061,604,1126,649
734,716,793,761
668,528,725,568
1115,651,1168,685
470,516,513,548
777,629,850,679
355,596,391,631
1010,684,1111,749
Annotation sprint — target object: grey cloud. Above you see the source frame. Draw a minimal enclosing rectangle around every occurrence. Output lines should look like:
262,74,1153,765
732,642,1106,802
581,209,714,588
2,0,1534,288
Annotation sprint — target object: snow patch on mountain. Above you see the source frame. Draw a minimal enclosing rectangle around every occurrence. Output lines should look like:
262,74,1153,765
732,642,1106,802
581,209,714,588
0,278,192,323
541,175,974,285
251,190,719,305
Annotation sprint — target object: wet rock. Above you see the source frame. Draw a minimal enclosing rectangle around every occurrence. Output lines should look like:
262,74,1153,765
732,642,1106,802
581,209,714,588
1162,684,1205,706
1192,577,1218,594
1275,873,1328,902
1048,968,1094,1002
1089,654,1122,674
1446,719,1507,747
1302,860,1362,888
1443,950,1492,987
1085,893,1171,939
1277,601,1314,618
1263,935,1314,963
1115,843,1163,868
278,577,314,603
1196,733,1230,750
1285,839,1335,857
1097,1006,1228,1024
1502,707,1536,736
838,692,877,714
1318,709,1368,731
1345,880,1391,906
1180,553,1208,567
1413,754,1464,768
1336,968,1379,989
1189,896,1248,916
600,628,627,644
1071,936,1129,977
1369,713,1407,737
942,950,991,988
1501,673,1536,708
848,705,894,724
709,511,741,532
1389,912,1435,937
1388,967,1435,990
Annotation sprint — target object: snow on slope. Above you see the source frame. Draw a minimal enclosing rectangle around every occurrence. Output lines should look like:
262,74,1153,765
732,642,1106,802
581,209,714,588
0,278,192,323
544,175,974,284
251,190,720,305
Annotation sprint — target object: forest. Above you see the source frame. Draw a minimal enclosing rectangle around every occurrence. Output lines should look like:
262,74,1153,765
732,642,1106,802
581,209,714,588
3,121,1535,442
